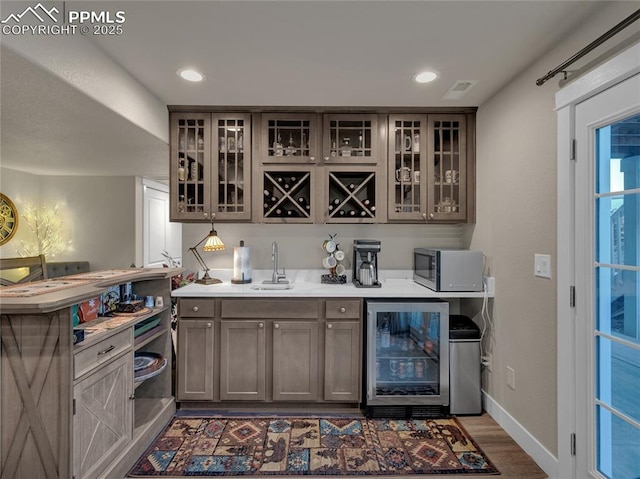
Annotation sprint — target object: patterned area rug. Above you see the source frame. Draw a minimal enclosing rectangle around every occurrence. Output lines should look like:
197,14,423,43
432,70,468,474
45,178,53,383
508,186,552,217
129,416,499,476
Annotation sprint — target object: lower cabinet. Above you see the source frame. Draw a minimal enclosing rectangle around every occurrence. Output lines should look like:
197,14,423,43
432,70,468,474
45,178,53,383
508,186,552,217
219,320,267,400
177,297,362,405
324,321,360,401
177,319,215,400
272,321,319,400
73,353,133,479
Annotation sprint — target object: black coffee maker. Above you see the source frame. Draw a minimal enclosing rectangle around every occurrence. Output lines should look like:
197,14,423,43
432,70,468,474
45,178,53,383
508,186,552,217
353,239,381,288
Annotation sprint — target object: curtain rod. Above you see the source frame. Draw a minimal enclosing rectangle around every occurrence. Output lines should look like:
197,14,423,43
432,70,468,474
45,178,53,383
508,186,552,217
536,8,640,86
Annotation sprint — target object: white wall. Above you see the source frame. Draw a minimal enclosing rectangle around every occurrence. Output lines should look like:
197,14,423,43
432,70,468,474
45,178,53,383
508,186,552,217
471,1,640,461
0,167,137,270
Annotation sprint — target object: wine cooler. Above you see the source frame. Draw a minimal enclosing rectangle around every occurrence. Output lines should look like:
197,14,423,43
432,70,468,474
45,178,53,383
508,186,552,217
364,300,449,418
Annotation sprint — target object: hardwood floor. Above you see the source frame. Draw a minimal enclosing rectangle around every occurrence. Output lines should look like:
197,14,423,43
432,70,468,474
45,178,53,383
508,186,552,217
454,413,549,479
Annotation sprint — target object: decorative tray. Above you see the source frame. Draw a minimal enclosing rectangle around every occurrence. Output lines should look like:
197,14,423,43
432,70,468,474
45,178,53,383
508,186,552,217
134,352,167,382
321,274,347,284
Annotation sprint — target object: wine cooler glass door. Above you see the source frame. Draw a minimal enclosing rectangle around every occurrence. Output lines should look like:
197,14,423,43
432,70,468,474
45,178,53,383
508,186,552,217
366,301,449,406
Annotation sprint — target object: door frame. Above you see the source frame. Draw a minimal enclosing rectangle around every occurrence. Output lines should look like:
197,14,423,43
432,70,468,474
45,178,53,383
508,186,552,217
556,41,640,479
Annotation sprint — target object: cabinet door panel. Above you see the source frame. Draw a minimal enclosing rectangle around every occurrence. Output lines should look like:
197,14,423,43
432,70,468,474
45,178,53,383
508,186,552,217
73,353,133,479
323,114,380,164
177,320,214,401
214,113,252,220
427,114,467,221
170,112,212,221
272,322,318,401
324,321,360,402
388,114,428,221
220,321,266,400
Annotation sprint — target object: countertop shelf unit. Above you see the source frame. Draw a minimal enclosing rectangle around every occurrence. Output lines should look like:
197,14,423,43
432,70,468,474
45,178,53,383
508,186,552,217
0,267,182,479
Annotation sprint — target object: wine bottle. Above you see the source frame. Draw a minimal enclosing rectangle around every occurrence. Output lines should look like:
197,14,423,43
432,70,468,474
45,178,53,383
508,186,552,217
363,199,371,206
275,208,283,216
270,196,278,204
297,197,307,205
264,189,271,197
332,198,341,205
283,182,290,190
360,211,367,217
276,176,284,184
348,183,356,190
348,210,356,216
291,176,297,183
338,210,346,216
328,204,334,211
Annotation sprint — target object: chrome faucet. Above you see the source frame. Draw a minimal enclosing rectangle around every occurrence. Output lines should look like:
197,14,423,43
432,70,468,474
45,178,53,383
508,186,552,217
264,241,289,284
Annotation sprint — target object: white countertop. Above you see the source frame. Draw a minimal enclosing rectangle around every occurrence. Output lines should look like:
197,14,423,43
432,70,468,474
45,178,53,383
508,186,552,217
171,270,493,299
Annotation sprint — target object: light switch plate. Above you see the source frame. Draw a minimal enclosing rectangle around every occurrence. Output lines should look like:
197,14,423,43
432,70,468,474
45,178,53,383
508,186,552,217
534,254,552,279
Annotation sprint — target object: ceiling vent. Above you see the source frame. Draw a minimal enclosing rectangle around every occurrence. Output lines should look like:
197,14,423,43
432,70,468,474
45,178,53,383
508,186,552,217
442,80,478,100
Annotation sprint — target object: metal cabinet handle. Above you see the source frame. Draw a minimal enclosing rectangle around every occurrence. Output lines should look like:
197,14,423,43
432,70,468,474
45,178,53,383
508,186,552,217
324,156,329,161
327,323,333,329
274,323,280,329
193,306,199,312
429,213,435,219
259,323,264,328
203,212,209,218
339,307,346,313
97,345,115,356
422,213,428,221
207,322,212,328
129,394,136,400
310,156,315,162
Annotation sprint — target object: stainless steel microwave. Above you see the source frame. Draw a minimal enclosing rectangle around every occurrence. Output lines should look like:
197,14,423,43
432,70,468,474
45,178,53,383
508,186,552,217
413,248,484,292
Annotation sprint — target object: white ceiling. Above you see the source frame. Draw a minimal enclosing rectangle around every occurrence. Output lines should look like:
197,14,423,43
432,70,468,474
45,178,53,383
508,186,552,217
0,1,612,178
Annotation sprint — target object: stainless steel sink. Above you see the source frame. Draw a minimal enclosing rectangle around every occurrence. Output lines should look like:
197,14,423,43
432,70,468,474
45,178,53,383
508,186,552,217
250,283,294,290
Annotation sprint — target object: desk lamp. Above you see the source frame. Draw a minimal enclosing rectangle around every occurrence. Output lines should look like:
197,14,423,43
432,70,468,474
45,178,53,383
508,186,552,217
189,214,225,284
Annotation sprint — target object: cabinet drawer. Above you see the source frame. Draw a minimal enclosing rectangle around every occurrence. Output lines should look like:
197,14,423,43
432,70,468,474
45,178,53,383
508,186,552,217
179,298,216,318
325,300,361,319
74,329,132,380
221,299,319,319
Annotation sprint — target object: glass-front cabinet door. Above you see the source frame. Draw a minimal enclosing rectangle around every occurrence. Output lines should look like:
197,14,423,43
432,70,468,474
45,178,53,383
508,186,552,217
427,114,467,221
366,301,449,408
170,113,212,221
388,115,427,221
259,113,318,164
214,113,251,220
170,112,251,222
322,114,380,164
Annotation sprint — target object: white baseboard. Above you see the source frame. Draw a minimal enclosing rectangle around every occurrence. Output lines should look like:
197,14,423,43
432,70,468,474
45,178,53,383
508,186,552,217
482,390,559,478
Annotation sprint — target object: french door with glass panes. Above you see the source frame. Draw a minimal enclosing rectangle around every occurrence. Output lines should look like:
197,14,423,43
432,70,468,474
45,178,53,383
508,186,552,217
575,72,640,479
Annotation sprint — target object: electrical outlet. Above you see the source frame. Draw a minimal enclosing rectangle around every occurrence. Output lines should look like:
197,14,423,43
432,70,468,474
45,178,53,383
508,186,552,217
507,366,515,390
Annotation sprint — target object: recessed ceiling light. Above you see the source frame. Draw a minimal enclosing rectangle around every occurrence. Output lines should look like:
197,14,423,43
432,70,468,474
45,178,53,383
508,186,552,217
414,71,438,83
178,68,204,82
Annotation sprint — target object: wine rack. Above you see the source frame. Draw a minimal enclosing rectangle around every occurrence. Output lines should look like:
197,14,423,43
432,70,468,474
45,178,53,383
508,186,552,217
326,171,376,221
262,171,313,220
